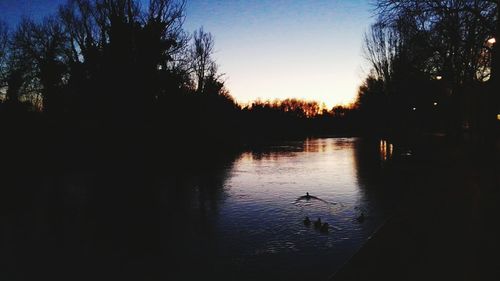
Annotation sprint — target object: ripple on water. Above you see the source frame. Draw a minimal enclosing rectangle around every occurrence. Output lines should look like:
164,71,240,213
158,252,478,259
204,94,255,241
180,138,394,280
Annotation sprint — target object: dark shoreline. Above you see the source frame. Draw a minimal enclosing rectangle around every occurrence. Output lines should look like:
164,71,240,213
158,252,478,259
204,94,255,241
330,138,500,281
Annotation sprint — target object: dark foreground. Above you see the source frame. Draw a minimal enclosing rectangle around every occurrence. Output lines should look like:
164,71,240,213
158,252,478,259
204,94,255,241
0,137,398,281
1,131,499,281
332,137,500,281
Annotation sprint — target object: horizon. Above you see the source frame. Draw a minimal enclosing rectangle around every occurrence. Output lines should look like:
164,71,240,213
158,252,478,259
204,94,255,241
1,1,499,280
1,0,374,108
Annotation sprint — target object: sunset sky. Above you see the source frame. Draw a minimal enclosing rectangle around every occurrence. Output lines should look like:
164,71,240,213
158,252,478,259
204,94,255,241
1,0,374,108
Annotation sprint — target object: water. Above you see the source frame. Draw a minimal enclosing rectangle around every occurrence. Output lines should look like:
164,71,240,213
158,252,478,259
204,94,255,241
1,137,401,281
162,138,400,280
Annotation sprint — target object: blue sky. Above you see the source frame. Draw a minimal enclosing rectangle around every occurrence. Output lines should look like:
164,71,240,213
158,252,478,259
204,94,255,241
1,0,375,107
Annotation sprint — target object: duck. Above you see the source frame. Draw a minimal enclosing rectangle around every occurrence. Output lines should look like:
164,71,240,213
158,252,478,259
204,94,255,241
303,216,311,226
320,222,329,233
298,192,316,200
356,212,365,223
314,217,322,229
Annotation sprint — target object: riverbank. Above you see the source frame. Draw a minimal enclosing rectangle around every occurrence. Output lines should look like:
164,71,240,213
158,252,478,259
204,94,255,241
330,138,500,281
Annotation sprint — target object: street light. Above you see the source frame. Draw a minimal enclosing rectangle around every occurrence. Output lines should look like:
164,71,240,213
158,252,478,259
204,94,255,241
488,37,496,44
433,102,438,106
436,75,442,80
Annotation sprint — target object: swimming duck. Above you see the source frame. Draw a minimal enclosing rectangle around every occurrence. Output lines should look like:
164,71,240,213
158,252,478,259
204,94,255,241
320,222,329,233
297,192,320,201
356,212,365,223
314,218,322,229
303,216,311,226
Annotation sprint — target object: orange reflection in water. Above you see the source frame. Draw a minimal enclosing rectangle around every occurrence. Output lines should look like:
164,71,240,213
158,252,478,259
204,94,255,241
229,138,360,203
379,140,393,162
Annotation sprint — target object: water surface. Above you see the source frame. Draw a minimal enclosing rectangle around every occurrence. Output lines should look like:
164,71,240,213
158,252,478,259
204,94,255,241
163,138,399,280
1,137,400,281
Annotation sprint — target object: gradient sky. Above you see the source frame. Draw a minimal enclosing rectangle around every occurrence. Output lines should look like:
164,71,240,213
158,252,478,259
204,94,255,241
1,0,375,108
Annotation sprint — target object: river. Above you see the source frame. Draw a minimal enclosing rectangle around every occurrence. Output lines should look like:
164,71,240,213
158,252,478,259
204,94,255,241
1,137,405,280
162,137,402,280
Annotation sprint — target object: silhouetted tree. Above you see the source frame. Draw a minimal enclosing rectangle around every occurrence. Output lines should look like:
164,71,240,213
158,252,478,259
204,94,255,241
375,0,498,81
358,0,498,139
356,75,389,134
10,18,69,115
0,0,363,163
0,21,8,93
0,21,28,107
0,21,26,108
190,27,215,94
363,23,397,84
58,0,187,127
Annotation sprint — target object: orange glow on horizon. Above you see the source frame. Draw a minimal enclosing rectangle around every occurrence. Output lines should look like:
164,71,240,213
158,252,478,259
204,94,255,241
237,97,356,111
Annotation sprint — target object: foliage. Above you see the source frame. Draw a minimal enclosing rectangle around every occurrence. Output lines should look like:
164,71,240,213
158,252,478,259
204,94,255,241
357,0,498,138
0,0,359,157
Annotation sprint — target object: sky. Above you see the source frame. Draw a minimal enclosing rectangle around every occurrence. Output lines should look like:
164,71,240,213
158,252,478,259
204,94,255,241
0,0,375,108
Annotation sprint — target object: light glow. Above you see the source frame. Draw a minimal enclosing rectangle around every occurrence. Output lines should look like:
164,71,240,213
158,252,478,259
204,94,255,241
184,1,372,108
379,140,393,162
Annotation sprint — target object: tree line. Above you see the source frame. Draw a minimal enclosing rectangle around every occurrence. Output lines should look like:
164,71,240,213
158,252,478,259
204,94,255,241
357,0,499,143
0,0,360,167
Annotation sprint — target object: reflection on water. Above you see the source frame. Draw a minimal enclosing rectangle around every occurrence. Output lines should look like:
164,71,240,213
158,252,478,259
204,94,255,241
1,138,401,281
164,138,400,280
380,139,394,162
